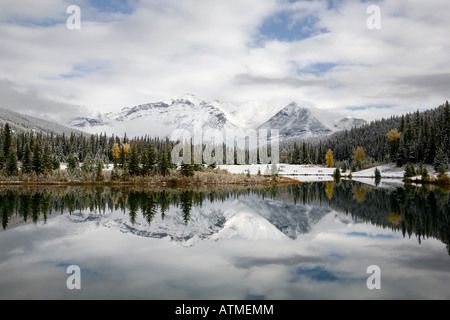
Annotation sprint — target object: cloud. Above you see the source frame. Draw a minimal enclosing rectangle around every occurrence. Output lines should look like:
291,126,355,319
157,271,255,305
232,254,329,269
234,73,333,88
395,73,450,98
0,79,85,122
0,0,449,125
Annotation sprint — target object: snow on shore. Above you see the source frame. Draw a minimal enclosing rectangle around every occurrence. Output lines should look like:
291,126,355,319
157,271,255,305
219,163,406,178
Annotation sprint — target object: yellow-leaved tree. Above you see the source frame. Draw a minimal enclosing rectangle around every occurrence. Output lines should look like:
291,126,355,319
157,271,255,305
352,146,366,163
112,143,120,168
325,149,334,167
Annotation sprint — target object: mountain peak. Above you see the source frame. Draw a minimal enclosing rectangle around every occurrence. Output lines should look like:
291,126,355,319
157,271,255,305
66,95,367,139
172,93,202,106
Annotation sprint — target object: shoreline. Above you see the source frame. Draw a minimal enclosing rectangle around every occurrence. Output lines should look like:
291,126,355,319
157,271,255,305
0,173,300,187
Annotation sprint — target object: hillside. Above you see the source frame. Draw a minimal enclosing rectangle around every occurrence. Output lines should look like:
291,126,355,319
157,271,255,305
0,108,86,136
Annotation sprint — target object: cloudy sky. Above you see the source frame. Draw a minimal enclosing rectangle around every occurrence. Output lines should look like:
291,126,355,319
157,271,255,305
0,0,449,123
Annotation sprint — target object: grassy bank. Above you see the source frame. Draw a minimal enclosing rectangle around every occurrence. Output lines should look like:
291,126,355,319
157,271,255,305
0,168,299,187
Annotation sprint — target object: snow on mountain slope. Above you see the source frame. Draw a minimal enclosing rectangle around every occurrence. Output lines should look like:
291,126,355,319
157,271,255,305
257,102,366,140
5,189,359,248
67,94,366,140
0,107,86,136
70,94,237,137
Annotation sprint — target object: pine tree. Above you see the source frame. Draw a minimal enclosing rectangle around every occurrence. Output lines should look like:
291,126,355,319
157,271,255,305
374,168,381,180
120,143,130,169
43,142,52,174
32,141,43,175
0,148,4,170
396,144,406,167
4,147,18,176
158,147,169,177
140,150,150,175
404,163,416,178
67,153,78,174
95,157,104,181
21,143,32,174
333,167,341,180
433,146,448,176
146,141,157,174
2,123,12,156
82,154,94,173
180,161,194,177
128,142,140,176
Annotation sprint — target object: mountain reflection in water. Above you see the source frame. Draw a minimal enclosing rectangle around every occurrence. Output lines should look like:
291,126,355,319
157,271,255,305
1,182,449,252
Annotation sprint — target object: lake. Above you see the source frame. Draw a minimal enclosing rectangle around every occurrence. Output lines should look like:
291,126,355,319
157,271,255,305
0,180,449,300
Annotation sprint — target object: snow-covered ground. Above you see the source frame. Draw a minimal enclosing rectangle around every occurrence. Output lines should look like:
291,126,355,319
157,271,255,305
219,163,443,179
219,164,337,176
57,162,446,189
218,163,450,189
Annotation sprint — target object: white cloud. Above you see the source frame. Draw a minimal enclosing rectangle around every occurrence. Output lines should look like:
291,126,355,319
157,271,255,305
0,0,449,124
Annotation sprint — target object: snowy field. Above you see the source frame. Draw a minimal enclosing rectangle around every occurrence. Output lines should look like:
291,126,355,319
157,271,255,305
218,163,408,178
58,162,447,189
218,163,449,189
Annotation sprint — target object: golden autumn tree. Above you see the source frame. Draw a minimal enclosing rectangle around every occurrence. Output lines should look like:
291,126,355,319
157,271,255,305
112,143,120,168
386,128,401,161
386,128,401,142
352,146,366,163
325,149,334,167
325,181,334,200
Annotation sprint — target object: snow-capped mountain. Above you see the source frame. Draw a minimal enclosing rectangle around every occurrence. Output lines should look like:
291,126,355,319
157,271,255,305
68,94,366,140
70,94,237,137
257,102,367,140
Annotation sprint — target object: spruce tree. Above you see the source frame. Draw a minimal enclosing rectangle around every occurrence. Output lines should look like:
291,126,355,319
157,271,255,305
95,158,104,181
128,142,140,176
374,168,381,180
43,142,52,174
2,123,12,156
82,154,94,173
21,143,32,174
31,141,43,175
180,161,194,177
158,147,169,177
4,147,18,176
0,148,4,170
67,153,78,174
433,146,447,172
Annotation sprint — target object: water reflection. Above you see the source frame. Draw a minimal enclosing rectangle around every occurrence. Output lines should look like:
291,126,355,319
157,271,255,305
1,182,449,252
1,182,450,300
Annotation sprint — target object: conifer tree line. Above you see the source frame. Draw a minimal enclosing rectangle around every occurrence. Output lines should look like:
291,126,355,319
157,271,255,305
0,101,448,177
281,101,450,170
0,124,178,178
0,123,276,178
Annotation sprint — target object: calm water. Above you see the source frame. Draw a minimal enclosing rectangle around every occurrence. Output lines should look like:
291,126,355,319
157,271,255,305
0,181,449,300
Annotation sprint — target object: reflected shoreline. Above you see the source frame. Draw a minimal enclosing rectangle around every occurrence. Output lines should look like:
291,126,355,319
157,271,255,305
1,181,449,254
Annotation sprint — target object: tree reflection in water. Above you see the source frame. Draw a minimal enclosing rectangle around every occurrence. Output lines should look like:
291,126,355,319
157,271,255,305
0,182,449,253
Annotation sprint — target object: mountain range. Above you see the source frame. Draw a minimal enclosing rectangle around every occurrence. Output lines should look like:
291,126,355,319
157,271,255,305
68,94,367,140
0,94,366,141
